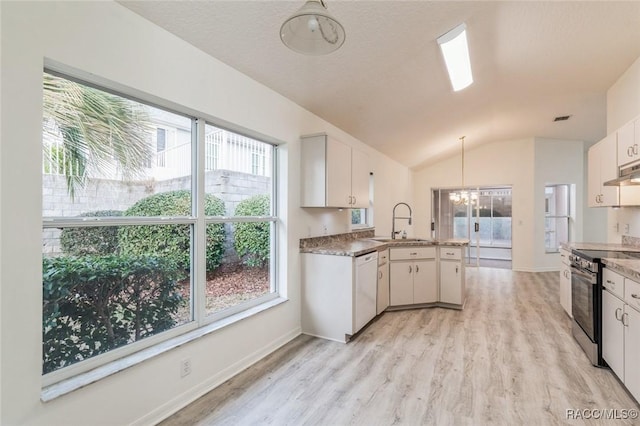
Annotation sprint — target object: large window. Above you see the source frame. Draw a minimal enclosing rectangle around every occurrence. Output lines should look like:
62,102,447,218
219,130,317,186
42,72,278,382
545,184,570,253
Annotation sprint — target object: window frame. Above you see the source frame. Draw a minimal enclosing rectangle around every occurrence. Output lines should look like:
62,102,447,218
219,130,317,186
544,184,571,253
41,69,280,386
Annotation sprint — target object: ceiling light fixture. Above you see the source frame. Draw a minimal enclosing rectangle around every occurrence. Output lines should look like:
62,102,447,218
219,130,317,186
280,0,345,55
437,23,473,91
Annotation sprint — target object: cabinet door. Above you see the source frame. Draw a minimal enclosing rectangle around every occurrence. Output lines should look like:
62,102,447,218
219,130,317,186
440,261,462,305
414,259,437,304
587,143,601,207
390,262,413,306
617,120,637,167
376,263,389,315
624,306,640,401
559,265,572,317
602,290,624,379
350,148,370,208
325,137,352,207
600,134,620,206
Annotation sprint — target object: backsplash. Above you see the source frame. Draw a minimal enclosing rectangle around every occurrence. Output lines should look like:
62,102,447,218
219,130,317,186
622,235,640,248
299,229,375,250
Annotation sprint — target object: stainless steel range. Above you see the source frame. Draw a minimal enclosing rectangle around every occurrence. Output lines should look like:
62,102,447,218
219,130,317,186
569,251,602,366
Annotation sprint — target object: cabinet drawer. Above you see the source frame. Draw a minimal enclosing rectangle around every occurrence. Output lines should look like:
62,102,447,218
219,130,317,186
440,247,462,260
390,247,436,260
603,268,625,299
378,249,389,266
625,278,640,312
560,248,571,266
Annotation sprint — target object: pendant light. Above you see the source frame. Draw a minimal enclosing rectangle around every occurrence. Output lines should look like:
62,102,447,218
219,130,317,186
449,136,477,206
280,0,346,55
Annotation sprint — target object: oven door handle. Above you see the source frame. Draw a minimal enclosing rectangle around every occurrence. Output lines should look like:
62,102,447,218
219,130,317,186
570,266,597,284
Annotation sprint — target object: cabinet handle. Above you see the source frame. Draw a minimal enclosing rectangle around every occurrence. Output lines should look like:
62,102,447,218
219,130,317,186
628,145,635,157
622,312,629,327
416,265,419,273
634,144,639,156
378,271,383,279
615,307,623,321
353,196,357,205
456,266,459,273
410,252,418,256
632,293,640,299
409,265,412,273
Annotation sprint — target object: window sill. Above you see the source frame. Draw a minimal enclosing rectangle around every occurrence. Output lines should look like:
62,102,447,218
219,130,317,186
41,296,288,402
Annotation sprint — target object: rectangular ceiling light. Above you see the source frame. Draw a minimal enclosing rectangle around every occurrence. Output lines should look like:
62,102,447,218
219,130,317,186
437,23,473,91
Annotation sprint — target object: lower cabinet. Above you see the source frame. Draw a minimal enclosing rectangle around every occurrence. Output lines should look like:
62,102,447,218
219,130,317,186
389,247,437,306
376,249,390,315
601,268,640,402
559,248,572,317
439,246,465,305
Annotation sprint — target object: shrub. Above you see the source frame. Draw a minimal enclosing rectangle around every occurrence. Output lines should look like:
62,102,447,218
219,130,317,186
42,254,183,374
234,195,270,268
60,210,123,255
118,190,226,271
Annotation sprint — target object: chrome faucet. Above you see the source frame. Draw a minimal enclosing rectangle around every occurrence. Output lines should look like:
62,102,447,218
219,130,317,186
392,202,412,239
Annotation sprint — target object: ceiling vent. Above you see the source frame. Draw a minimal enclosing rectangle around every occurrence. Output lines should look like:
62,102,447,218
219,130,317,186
553,115,572,122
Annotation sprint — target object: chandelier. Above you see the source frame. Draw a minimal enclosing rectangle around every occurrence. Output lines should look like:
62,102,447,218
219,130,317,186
449,136,477,206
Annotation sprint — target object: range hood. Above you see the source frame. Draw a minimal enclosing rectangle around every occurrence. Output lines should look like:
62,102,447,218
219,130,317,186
604,162,640,186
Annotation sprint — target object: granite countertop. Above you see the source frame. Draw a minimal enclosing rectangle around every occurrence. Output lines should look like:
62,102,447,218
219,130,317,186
300,237,470,257
560,240,640,280
560,242,640,253
601,258,640,282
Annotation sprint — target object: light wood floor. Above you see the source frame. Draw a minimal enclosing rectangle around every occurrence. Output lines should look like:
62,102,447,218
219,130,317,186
161,268,639,425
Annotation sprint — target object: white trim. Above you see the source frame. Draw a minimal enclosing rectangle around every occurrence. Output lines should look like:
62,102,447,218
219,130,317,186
130,325,300,426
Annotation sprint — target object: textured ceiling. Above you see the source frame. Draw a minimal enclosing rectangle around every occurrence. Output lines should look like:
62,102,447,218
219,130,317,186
119,1,640,169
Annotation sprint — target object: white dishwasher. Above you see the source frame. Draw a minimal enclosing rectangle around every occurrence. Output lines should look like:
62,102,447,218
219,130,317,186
354,251,379,333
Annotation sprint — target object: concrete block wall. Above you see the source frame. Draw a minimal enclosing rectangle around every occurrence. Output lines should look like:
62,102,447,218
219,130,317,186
42,170,271,258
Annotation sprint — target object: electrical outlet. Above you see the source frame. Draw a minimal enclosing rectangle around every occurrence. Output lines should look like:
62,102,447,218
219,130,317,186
180,358,192,378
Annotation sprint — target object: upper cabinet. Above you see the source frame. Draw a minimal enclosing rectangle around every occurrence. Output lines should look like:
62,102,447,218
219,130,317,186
588,134,619,207
300,134,370,208
617,118,640,167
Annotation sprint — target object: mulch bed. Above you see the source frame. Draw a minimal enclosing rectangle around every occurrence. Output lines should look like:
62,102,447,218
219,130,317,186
174,263,269,321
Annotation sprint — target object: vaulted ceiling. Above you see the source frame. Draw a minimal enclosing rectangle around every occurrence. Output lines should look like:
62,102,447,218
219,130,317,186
119,1,640,169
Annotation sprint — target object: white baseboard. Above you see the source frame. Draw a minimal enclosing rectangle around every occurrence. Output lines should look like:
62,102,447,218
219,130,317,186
131,327,301,426
512,266,560,273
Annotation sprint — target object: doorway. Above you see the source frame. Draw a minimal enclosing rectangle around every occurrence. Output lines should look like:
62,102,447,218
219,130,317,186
432,186,512,269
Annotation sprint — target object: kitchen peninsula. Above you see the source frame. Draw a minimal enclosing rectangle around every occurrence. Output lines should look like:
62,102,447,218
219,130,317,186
300,230,469,342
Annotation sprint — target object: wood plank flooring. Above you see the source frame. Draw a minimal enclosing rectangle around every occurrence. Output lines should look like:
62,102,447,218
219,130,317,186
160,268,639,425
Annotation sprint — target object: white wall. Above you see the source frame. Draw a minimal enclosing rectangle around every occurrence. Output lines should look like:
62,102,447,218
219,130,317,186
533,138,585,271
607,56,640,243
413,137,587,272
0,2,412,425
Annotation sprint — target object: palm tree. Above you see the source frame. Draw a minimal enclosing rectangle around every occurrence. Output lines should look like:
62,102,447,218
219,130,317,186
42,73,153,198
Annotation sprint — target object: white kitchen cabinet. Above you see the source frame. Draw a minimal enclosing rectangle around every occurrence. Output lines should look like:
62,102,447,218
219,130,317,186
300,133,370,208
601,268,640,402
302,251,377,343
439,246,465,306
389,247,437,306
616,117,640,167
559,248,572,317
602,288,625,379
376,249,390,315
588,134,619,207
624,305,640,401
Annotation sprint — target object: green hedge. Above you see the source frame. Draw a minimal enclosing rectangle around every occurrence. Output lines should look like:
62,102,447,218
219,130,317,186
42,254,183,374
234,195,270,268
118,190,226,271
60,210,123,255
